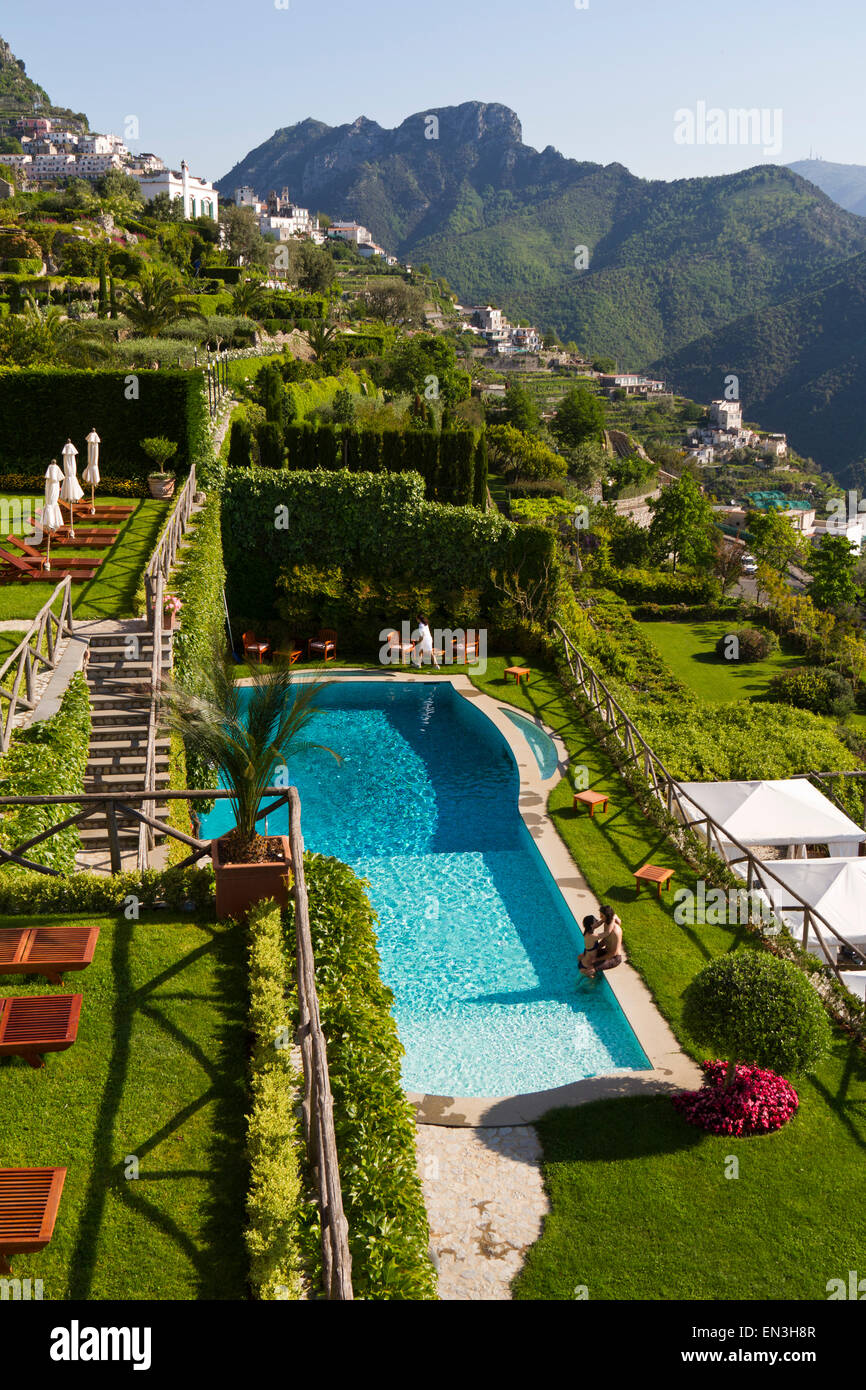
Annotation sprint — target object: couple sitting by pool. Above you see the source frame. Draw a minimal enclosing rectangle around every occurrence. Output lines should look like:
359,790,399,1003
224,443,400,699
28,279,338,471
578,905,623,979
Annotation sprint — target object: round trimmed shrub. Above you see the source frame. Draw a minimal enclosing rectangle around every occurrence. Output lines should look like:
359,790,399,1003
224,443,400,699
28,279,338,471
682,952,831,1077
715,627,779,662
768,666,855,716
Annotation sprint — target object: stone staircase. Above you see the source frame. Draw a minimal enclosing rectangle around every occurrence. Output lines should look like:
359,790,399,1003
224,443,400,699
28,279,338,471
76,620,173,870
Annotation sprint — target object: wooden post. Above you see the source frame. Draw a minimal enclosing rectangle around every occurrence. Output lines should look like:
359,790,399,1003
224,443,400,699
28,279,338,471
105,801,123,874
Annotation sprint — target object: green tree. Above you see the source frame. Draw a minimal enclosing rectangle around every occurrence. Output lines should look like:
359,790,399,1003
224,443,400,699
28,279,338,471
808,535,862,610
364,280,425,326
231,275,268,320
747,509,807,573
648,473,717,572
386,333,469,407
296,242,336,293
220,204,269,268
303,320,340,361
486,424,566,483
551,384,605,450
503,381,539,433
97,255,108,319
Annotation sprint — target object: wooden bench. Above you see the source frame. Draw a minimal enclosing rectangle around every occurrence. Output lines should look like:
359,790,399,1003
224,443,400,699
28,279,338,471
0,926,100,985
0,1168,67,1274
504,665,531,686
0,546,98,583
0,993,82,1068
573,789,609,817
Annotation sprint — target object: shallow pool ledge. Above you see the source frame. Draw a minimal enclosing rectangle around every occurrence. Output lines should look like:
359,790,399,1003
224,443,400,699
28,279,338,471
301,670,702,1126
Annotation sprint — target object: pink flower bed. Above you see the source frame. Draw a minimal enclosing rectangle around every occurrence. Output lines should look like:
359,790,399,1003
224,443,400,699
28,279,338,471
673,1060,799,1136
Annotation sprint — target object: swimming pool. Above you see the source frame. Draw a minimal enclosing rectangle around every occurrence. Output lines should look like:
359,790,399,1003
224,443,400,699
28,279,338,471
200,681,650,1097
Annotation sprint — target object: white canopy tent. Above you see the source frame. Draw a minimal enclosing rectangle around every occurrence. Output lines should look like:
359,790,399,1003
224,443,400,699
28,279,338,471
676,778,865,860
755,857,866,949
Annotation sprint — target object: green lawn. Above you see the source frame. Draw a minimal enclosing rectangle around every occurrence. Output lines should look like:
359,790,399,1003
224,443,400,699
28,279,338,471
634,618,802,702
0,912,248,1300
471,656,866,1300
0,496,169,623
0,629,26,667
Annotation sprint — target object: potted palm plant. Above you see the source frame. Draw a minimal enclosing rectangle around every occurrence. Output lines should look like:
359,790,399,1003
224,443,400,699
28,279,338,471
166,646,339,920
141,436,178,498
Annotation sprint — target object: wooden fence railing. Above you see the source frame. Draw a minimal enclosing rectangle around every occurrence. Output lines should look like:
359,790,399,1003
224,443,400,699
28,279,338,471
287,786,353,1300
205,355,229,419
553,619,865,980
0,578,75,753
137,570,164,872
143,464,197,625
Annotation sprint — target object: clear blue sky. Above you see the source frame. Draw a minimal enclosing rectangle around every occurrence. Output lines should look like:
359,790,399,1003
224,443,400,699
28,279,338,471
3,0,863,183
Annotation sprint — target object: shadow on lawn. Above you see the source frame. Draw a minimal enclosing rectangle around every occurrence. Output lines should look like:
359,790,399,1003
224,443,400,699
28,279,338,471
67,917,247,1299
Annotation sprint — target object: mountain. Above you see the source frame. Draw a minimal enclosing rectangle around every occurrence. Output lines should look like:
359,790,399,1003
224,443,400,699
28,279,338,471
0,35,88,130
218,103,866,372
654,248,866,472
788,159,866,219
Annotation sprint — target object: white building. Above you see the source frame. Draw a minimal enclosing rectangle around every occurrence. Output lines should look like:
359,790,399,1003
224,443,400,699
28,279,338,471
710,399,743,431
132,160,218,219
327,221,372,246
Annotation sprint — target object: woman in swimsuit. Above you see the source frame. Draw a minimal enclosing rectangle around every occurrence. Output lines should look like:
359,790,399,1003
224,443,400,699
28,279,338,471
579,905,623,978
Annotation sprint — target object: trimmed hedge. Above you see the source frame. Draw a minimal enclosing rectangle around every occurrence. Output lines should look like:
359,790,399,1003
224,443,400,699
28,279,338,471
245,902,305,1300
0,672,91,875
768,666,856,715
263,292,328,321
0,864,214,915
283,423,486,506
596,566,721,605
0,368,209,480
221,466,557,628
173,494,227,790
0,472,148,497
291,854,437,1300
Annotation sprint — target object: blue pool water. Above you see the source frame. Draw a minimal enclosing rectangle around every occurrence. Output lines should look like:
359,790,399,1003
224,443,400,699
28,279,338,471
502,707,560,780
200,681,650,1096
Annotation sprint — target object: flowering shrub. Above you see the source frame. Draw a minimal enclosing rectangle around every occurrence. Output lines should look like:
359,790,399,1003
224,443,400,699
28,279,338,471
673,1060,799,1136
164,593,183,615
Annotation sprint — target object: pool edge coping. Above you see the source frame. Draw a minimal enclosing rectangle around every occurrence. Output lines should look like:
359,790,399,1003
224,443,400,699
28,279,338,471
274,667,701,1126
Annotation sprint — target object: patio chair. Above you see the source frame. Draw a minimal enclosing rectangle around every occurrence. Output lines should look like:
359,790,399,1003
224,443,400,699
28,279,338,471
308,628,337,662
384,629,415,664
0,925,100,985
0,993,82,1068
242,631,271,663
0,1168,67,1275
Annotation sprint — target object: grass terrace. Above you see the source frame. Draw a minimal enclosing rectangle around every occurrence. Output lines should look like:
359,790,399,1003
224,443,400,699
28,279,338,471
470,656,866,1300
0,495,170,622
0,911,248,1299
634,617,802,703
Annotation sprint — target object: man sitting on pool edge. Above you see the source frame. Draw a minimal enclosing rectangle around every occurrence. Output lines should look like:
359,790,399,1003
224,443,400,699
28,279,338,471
578,905,624,979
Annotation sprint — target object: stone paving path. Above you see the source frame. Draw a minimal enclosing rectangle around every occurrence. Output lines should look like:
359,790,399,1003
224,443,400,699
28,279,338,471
415,1124,549,1300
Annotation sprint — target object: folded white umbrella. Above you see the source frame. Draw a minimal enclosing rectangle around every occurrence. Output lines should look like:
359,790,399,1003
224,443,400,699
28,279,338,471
60,438,84,537
39,461,64,570
83,427,101,512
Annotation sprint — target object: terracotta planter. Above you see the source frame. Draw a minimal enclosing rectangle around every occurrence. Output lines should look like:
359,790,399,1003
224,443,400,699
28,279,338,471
147,474,175,499
211,834,292,920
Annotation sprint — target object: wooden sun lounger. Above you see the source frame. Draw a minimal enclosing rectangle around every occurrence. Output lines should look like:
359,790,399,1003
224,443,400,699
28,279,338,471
5,537,102,569
0,993,82,1068
43,529,119,549
0,926,100,985
0,1168,67,1274
0,545,98,583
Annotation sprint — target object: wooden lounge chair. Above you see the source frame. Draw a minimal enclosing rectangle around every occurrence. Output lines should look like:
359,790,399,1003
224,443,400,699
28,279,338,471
0,548,99,583
0,993,82,1068
308,628,337,662
242,630,271,663
5,536,102,572
0,926,100,985
43,527,119,549
0,1168,66,1274
384,629,414,664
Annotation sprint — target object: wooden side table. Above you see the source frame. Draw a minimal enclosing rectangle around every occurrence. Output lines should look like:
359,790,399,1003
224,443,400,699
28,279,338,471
633,864,675,898
274,647,302,666
505,666,531,686
573,790,609,817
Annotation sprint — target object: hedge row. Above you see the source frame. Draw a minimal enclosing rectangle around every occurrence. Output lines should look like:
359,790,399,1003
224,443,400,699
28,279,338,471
280,424,487,508
245,902,305,1300
172,493,227,790
291,855,438,1300
595,566,721,605
0,367,210,480
263,293,328,320
0,864,215,915
0,671,91,874
221,467,557,626
0,472,148,497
